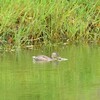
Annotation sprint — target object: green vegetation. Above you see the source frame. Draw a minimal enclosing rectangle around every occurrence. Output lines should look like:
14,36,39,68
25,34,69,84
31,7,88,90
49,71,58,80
0,0,100,50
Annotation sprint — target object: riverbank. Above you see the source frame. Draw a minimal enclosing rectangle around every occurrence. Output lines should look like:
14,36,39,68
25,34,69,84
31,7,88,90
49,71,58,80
0,0,100,50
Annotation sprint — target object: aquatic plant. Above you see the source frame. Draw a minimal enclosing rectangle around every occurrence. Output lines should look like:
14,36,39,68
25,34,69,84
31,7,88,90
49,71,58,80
0,0,100,50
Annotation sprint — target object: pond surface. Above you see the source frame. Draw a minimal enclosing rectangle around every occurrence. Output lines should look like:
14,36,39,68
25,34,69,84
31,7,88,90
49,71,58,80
0,45,100,100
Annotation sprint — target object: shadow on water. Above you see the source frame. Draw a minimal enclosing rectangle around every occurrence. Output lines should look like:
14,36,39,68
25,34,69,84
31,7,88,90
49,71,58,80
0,45,100,100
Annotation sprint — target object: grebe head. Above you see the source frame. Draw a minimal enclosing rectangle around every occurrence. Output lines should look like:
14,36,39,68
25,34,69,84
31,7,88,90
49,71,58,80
51,52,59,60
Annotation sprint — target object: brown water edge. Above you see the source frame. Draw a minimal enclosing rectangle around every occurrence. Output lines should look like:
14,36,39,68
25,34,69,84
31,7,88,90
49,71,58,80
0,35,100,52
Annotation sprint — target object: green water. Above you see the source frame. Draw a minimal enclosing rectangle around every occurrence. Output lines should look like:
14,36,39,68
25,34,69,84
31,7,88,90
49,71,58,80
0,45,100,100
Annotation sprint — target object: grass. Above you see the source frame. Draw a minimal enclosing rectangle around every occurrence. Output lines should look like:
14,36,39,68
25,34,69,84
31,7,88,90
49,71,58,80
0,0,100,50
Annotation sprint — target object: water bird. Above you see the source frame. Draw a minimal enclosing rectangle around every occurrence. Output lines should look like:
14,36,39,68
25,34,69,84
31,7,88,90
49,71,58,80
32,52,68,62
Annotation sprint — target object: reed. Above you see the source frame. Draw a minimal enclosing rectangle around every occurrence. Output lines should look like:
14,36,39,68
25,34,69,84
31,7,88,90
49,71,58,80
0,0,100,49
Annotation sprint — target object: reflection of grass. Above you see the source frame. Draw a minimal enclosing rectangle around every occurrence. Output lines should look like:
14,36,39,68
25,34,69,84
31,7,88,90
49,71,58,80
0,0,100,49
